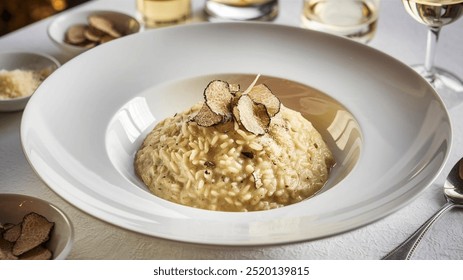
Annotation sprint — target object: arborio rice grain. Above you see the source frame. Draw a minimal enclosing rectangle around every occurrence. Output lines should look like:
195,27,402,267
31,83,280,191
135,103,335,212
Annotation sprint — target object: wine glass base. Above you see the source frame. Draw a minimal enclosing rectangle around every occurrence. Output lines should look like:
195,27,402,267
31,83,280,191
411,65,463,92
411,65,463,109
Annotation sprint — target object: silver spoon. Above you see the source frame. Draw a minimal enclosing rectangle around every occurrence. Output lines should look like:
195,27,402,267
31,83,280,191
382,158,463,260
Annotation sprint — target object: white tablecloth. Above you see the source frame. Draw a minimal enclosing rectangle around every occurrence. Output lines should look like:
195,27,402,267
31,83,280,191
1,0,462,259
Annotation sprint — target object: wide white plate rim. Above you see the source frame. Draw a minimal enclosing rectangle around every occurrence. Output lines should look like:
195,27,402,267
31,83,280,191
20,22,452,245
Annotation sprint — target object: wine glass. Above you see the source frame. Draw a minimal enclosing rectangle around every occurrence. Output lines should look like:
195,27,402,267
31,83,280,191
402,0,463,95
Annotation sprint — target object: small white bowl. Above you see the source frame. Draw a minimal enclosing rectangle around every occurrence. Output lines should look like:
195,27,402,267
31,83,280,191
0,52,60,112
48,10,141,57
0,193,73,260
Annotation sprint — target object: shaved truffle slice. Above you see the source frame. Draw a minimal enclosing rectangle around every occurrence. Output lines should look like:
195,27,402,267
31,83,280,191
0,238,17,260
12,212,54,256
0,223,15,234
99,34,116,43
88,15,122,38
204,80,233,116
248,84,281,117
235,95,270,135
1,223,15,231
79,41,98,49
83,27,103,42
19,246,52,260
2,223,21,243
65,24,87,44
192,104,223,127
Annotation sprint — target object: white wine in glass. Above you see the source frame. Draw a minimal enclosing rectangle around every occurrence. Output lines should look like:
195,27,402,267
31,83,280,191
402,0,463,94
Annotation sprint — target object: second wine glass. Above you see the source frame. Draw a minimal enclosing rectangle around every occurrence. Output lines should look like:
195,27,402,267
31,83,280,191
402,0,463,95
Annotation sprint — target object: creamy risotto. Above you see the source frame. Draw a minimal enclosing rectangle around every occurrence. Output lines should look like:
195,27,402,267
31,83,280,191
135,79,334,212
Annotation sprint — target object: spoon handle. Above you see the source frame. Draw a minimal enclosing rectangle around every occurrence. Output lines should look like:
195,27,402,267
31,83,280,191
382,202,454,260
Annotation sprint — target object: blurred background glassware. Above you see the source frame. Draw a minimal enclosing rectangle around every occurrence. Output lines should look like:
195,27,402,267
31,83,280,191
204,0,278,21
136,0,191,28
300,0,380,43
0,0,90,36
402,0,463,95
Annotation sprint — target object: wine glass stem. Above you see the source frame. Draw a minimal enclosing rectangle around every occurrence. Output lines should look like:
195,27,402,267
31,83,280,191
424,26,441,82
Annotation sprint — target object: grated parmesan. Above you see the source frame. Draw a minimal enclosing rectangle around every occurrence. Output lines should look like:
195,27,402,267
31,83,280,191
0,68,52,100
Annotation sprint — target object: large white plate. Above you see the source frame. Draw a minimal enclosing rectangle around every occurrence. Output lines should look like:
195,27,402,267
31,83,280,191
21,23,451,245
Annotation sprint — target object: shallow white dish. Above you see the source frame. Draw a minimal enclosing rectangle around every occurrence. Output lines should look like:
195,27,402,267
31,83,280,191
21,23,451,245
0,52,60,112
